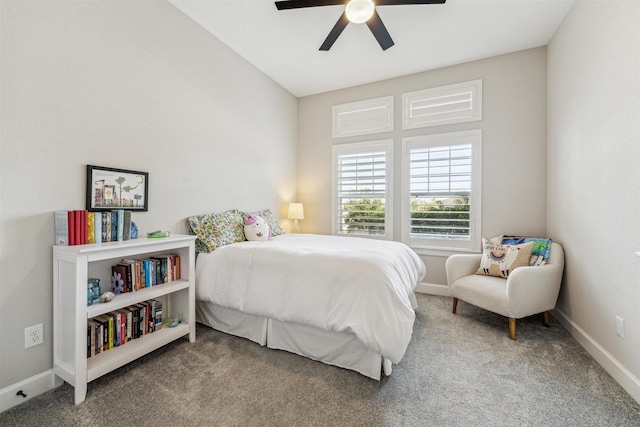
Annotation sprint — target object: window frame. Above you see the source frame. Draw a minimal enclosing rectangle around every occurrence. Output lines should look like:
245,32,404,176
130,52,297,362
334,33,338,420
401,130,482,255
332,139,394,240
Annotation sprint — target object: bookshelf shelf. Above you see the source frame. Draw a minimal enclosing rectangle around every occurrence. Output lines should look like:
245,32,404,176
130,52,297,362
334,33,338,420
53,235,197,404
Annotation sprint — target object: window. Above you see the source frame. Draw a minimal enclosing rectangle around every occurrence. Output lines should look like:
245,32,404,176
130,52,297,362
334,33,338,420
402,130,482,253
402,80,482,129
332,96,394,138
332,140,393,239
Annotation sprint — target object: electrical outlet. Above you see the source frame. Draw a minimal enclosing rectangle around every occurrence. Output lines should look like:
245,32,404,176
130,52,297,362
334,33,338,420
25,323,44,348
615,316,624,339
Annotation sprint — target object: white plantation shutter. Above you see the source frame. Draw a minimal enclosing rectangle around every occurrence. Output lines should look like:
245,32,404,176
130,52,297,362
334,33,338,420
332,96,394,138
402,130,482,252
333,140,393,238
402,80,482,129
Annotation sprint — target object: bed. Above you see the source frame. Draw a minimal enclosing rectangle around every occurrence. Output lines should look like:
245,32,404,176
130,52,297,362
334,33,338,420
194,233,426,379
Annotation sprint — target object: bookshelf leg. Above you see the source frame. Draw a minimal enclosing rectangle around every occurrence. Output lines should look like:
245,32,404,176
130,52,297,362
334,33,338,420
74,384,87,404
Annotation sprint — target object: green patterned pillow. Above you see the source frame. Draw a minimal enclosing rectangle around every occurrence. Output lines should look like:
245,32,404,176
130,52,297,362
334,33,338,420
187,209,245,253
242,209,283,236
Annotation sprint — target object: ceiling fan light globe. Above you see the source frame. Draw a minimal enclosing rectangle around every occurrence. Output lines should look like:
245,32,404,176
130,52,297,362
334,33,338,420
345,0,375,24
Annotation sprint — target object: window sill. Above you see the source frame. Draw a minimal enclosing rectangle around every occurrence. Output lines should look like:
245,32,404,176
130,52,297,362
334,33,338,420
410,245,481,258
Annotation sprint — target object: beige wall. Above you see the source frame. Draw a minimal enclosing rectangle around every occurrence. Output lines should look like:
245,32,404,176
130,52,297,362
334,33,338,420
547,0,640,397
298,48,548,286
0,1,297,388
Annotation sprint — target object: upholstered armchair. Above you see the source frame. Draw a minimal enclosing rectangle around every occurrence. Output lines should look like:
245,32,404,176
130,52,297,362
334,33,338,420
445,241,564,340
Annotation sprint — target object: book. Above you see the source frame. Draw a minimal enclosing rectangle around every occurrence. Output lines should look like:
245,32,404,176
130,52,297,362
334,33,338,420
150,257,164,284
54,211,68,245
116,210,124,241
94,315,112,350
88,320,100,357
126,305,141,339
119,261,134,292
74,210,82,245
102,212,109,242
110,211,118,242
151,300,163,331
111,312,120,347
111,264,129,294
87,323,92,358
94,320,103,354
123,211,131,240
67,210,76,245
94,212,102,244
117,308,133,342
133,303,147,336
87,212,95,244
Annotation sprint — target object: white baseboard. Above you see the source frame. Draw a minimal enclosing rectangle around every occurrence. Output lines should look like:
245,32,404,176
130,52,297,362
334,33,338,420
0,370,61,413
552,307,640,405
415,282,450,296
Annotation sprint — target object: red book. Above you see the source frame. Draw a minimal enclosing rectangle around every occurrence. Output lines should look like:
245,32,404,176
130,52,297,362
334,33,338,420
74,210,81,245
68,211,76,245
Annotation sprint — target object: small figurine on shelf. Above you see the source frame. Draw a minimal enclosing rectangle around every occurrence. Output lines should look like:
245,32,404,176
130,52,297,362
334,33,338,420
131,222,138,239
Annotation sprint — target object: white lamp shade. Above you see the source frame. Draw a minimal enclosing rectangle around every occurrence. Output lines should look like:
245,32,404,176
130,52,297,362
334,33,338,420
288,203,304,220
345,0,375,24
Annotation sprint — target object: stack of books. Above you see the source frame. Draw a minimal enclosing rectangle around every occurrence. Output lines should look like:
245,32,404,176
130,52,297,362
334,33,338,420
54,209,135,245
87,299,163,357
111,255,181,293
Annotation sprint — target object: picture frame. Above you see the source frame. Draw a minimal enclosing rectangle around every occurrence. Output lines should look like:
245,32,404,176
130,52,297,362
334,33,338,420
86,165,149,212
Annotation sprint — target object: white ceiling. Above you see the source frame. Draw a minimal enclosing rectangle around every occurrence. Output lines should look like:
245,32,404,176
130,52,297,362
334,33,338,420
169,0,575,97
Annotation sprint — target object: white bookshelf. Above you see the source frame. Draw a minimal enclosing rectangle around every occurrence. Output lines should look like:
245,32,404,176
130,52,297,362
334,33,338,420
53,234,197,404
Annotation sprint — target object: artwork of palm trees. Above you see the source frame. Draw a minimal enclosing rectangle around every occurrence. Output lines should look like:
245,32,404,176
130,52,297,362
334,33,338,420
87,166,148,211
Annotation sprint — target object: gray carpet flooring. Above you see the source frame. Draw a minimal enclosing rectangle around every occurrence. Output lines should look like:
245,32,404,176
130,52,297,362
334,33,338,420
2,294,639,426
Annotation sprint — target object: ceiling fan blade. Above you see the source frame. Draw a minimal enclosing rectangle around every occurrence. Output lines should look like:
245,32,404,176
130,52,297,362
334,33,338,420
366,10,394,51
320,12,350,51
275,0,345,10
375,0,446,5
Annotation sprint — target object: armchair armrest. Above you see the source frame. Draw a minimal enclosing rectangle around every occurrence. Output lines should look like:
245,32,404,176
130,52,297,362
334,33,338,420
505,263,564,318
445,254,482,286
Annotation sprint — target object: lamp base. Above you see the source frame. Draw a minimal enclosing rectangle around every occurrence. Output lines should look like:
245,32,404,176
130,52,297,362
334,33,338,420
292,219,300,234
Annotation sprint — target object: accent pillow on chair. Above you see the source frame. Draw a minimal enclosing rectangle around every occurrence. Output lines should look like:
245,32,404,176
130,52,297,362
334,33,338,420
475,238,535,278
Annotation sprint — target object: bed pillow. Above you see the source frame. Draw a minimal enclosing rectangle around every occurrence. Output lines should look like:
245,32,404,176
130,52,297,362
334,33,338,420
500,236,552,266
476,238,535,278
244,213,271,242
187,209,246,253
242,209,283,236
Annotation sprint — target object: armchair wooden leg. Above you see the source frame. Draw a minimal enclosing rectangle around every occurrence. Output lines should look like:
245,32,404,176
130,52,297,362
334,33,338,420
509,318,516,340
452,298,458,314
543,311,550,328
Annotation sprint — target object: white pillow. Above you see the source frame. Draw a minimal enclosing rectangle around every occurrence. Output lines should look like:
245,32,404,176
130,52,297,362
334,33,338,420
244,213,271,242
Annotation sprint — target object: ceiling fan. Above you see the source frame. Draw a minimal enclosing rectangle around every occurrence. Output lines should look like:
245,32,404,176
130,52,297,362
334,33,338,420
275,0,446,51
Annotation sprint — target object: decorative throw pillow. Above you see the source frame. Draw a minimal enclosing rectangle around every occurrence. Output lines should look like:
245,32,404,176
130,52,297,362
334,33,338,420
187,209,245,253
476,238,535,278
242,209,283,236
500,236,552,266
244,213,272,242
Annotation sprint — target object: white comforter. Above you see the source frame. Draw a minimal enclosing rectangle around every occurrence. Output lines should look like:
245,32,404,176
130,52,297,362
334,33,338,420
195,233,426,363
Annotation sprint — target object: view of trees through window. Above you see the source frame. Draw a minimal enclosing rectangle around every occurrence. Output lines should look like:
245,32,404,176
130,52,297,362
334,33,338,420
342,194,470,238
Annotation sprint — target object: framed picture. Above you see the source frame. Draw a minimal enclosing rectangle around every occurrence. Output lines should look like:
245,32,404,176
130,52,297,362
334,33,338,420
86,165,149,212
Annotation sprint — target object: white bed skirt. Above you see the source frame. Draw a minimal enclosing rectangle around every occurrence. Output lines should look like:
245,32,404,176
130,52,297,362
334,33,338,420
196,301,391,380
